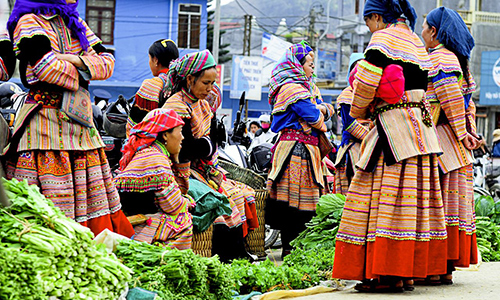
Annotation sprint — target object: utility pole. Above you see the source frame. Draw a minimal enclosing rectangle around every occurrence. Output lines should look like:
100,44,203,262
242,14,252,56
308,8,316,50
242,14,252,120
212,0,221,63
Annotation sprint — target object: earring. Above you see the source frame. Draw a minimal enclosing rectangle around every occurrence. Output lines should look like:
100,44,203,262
431,36,433,42
376,22,379,29
188,85,191,94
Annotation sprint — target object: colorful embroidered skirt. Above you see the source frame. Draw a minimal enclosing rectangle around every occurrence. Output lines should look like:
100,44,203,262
267,143,321,211
334,142,361,196
333,153,448,280
5,148,134,237
440,164,478,267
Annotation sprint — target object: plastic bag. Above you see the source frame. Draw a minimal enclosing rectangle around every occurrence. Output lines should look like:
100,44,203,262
94,228,130,252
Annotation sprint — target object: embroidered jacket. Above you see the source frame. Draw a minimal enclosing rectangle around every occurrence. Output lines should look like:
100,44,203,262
351,22,442,170
9,13,114,152
426,45,477,173
114,141,194,245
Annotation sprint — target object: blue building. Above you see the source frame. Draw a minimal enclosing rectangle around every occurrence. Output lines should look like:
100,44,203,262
74,0,208,99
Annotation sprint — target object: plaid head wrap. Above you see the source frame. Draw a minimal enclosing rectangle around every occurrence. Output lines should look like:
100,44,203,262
120,109,184,170
426,7,475,59
269,43,313,105
364,0,417,31
165,49,216,97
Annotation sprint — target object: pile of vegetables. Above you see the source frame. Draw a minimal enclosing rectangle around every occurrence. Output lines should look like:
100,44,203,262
115,239,234,300
230,247,336,294
474,193,500,261
0,178,132,300
229,194,344,294
291,193,345,250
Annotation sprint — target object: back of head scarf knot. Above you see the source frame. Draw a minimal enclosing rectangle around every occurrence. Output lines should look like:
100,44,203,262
120,109,184,170
364,0,417,31
426,6,475,59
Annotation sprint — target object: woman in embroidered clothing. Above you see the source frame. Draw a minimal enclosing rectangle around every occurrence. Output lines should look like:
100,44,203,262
266,42,335,258
334,53,371,195
332,0,448,292
422,6,480,284
162,50,258,261
0,30,15,82
3,0,134,237
126,39,179,136
114,109,195,249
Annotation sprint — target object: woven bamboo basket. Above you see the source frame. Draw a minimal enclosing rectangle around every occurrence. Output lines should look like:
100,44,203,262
218,160,268,257
192,224,213,257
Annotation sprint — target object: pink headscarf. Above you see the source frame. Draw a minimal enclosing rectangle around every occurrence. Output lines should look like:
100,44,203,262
120,108,184,170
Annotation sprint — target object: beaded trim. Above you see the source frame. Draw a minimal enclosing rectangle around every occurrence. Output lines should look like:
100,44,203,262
374,101,433,127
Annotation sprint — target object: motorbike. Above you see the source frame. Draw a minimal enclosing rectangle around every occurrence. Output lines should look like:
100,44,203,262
92,94,131,174
0,82,27,153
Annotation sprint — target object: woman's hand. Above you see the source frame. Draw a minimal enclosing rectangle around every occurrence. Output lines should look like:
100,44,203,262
55,53,88,70
462,133,480,150
316,104,327,115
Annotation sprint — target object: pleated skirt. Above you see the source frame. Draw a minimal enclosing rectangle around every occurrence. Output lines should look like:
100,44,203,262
332,153,448,280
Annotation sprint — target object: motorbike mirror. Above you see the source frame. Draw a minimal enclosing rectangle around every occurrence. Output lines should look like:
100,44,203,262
239,91,246,107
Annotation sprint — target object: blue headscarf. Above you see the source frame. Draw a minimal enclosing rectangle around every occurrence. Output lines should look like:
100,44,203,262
364,0,418,31
7,0,90,50
426,7,475,59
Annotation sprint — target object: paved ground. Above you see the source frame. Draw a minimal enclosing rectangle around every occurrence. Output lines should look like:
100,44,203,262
261,249,499,300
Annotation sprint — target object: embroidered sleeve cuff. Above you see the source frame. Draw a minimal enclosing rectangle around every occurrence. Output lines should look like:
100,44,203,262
346,120,369,140
79,52,115,80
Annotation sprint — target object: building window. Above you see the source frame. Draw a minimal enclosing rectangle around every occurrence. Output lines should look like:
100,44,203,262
86,0,116,45
178,4,201,49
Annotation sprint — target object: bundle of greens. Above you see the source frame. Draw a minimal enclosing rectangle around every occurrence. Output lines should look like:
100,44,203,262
475,193,500,224
230,247,336,294
475,216,500,262
115,239,234,300
0,178,132,300
290,193,346,250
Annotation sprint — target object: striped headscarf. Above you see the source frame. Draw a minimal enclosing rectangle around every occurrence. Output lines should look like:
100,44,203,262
165,49,216,97
269,43,313,105
120,108,184,170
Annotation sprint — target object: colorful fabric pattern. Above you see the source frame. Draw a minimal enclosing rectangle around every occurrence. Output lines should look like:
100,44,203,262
5,148,134,236
0,30,11,81
365,21,432,72
13,91,105,152
427,46,475,173
126,73,169,135
333,153,448,280
163,90,255,231
115,142,194,249
427,45,478,268
269,43,313,105
162,90,213,138
12,14,113,90
267,143,322,211
165,49,216,96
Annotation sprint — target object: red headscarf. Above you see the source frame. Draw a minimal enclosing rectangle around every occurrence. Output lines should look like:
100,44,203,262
120,108,184,170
